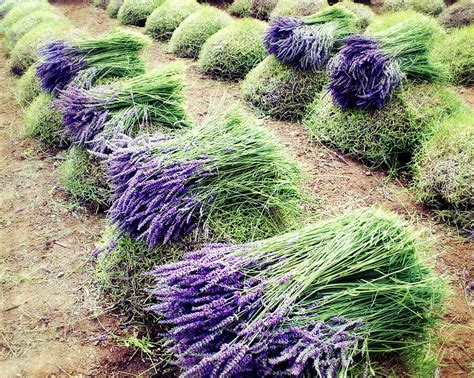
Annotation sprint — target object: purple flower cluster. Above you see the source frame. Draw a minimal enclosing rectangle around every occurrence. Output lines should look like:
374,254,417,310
54,86,110,146
106,138,214,248
37,40,86,95
264,17,338,70
149,244,363,377
328,34,404,110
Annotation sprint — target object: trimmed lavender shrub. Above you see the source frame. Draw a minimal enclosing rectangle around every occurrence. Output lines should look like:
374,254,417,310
37,29,150,95
54,65,189,149
60,146,111,211
149,208,443,377
106,0,123,18
3,10,67,52
338,1,375,29
117,0,164,26
250,0,278,20
438,0,474,29
168,6,233,59
432,24,474,86
264,4,359,70
198,18,267,81
93,0,109,8
24,93,66,146
228,0,251,17
414,111,474,232
16,66,41,107
241,55,327,120
304,83,463,169
270,0,327,18
106,104,304,249
383,0,446,16
144,0,201,41
0,0,56,32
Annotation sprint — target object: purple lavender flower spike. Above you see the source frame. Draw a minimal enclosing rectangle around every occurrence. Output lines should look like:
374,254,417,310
148,243,364,376
328,34,404,110
106,139,216,248
37,40,86,95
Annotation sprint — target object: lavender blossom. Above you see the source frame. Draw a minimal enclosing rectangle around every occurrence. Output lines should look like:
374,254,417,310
149,244,363,377
37,40,86,95
106,138,214,248
328,34,404,110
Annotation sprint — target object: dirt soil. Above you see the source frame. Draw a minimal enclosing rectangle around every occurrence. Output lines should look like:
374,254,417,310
0,1,472,377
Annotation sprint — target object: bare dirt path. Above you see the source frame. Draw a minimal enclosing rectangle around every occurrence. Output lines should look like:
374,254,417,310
0,1,472,377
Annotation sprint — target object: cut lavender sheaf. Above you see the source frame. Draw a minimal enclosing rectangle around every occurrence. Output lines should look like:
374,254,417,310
37,28,150,95
149,209,444,377
264,5,359,70
54,65,189,148
105,104,303,248
328,35,403,110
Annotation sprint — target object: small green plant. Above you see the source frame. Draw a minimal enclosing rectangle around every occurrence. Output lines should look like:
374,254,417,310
117,0,164,26
198,18,267,81
93,0,109,8
144,0,201,41
106,0,123,18
414,111,473,231
438,0,474,29
168,5,233,59
432,24,474,86
303,83,463,169
8,22,73,75
242,55,328,120
229,0,251,17
16,66,42,108
24,93,65,146
270,0,327,18
59,146,111,211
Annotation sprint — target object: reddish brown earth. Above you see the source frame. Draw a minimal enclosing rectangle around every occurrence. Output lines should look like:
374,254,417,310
0,1,472,376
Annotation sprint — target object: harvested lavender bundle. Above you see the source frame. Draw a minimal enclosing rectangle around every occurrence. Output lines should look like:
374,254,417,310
37,28,150,95
328,13,445,110
149,208,444,377
106,104,303,248
264,4,359,70
54,64,189,148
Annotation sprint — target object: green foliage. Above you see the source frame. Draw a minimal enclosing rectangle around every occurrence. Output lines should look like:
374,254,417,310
95,229,184,322
414,111,474,231
229,0,252,17
8,22,73,75
432,24,474,86
303,83,463,169
59,146,111,211
168,5,233,58
0,0,53,31
93,0,109,8
383,0,446,16
106,0,123,18
438,0,474,29
16,66,41,108
270,0,327,18
3,10,67,52
117,0,164,26
339,1,375,29
198,18,267,81
24,93,65,146
241,55,328,120
144,0,201,41
250,0,278,20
